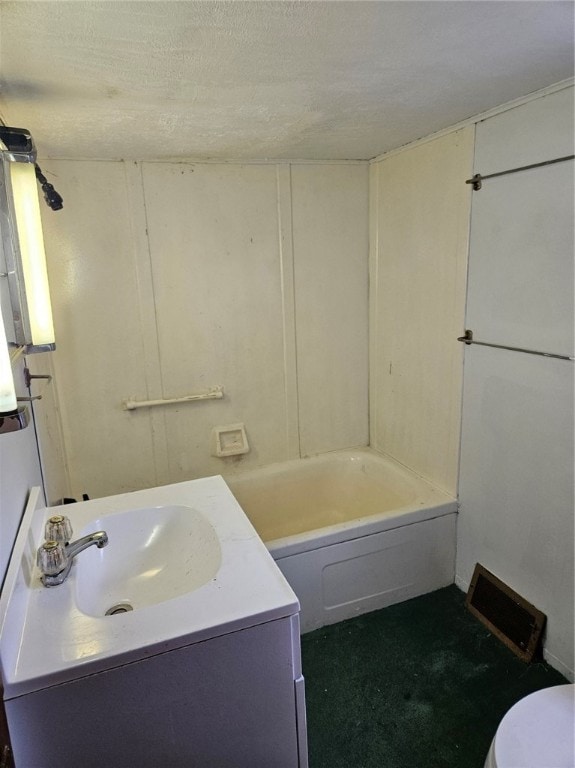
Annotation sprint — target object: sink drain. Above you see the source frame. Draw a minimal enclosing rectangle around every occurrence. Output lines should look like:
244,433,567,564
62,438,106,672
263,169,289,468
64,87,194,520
105,603,133,616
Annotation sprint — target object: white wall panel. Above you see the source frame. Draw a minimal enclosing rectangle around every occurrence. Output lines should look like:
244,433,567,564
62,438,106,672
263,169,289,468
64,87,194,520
291,164,369,456
370,128,474,495
40,161,157,499
142,162,289,480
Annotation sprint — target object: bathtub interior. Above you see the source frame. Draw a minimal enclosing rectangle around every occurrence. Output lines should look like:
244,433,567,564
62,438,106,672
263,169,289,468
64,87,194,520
224,449,441,543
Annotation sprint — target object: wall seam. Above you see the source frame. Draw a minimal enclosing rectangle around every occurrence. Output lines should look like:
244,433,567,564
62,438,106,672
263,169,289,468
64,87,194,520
276,164,301,459
454,124,477,504
124,160,171,487
368,163,379,450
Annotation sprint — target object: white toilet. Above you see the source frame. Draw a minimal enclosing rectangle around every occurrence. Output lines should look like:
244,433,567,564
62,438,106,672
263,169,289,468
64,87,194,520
484,684,575,768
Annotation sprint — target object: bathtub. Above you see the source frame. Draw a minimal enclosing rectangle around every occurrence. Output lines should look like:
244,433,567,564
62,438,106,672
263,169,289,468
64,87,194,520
224,448,457,633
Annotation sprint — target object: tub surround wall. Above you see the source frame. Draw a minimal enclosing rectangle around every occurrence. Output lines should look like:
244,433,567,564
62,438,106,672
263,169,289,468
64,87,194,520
39,161,159,497
291,166,369,456
369,128,474,497
39,161,368,499
142,162,290,486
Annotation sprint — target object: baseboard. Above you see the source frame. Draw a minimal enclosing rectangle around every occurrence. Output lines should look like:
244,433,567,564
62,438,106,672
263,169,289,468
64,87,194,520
543,649,574,683
454,574,469,593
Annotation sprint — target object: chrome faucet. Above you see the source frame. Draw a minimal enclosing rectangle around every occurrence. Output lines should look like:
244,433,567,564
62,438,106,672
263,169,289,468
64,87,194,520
37,515,108,587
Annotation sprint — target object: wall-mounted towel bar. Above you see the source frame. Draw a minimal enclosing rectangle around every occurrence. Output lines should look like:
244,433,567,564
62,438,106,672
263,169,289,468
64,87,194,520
123,386,224,411
457,330,574,361
465,154,574,190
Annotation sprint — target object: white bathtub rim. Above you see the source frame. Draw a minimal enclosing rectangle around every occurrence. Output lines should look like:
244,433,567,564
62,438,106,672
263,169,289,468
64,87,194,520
268,501,458,560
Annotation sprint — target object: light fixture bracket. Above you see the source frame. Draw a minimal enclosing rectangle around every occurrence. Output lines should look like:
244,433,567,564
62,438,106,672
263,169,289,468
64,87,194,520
0,127,36,164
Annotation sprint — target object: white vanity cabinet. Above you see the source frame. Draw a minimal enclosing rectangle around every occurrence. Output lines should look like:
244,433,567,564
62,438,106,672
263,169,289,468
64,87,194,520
6,613,307,768
0,480,308,768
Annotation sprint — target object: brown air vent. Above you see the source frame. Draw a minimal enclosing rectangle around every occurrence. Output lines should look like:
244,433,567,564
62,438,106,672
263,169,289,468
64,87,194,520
466,564,546,663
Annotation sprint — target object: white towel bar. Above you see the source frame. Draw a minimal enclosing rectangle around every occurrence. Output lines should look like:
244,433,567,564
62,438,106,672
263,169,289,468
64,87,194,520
123,386,224,411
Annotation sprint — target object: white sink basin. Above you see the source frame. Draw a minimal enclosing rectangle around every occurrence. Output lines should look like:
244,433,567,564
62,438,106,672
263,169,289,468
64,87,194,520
74,505,222,617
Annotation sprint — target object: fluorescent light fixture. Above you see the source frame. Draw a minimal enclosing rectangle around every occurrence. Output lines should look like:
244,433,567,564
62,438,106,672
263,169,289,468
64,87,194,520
0,126,59,354
9,161,55,348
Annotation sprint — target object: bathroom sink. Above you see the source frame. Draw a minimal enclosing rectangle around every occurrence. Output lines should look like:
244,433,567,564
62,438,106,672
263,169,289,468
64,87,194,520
74,505,222,617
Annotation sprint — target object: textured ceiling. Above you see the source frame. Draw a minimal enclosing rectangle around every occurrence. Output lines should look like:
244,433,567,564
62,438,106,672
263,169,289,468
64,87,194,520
0,1,573,161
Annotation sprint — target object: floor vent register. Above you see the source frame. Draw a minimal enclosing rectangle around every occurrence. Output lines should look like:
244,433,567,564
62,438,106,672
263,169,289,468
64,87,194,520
466,564,546,663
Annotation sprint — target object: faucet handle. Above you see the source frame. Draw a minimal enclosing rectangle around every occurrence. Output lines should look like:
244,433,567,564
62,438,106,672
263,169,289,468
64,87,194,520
45,515,73,544
37,541,68,575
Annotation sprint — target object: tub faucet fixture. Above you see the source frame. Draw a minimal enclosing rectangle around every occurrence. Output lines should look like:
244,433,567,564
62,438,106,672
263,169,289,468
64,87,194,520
37,528,108,587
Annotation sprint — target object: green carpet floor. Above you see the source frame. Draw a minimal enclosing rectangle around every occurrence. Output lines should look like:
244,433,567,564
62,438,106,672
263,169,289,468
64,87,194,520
301,585,568,768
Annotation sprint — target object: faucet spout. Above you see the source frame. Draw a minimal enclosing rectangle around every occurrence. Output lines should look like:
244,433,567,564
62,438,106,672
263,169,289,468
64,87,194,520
66,531,108,560
37,531,108,587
